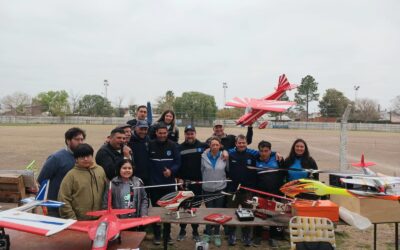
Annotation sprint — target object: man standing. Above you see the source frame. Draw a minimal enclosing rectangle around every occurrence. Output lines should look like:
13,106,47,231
37,127,86,217
58,143,106,220
176,125,207,242
127,105,150,127
210,120,253,150
96,128,132,180
128,120,151,186
226,134,258,246
253,140,285,247
148,124,181,245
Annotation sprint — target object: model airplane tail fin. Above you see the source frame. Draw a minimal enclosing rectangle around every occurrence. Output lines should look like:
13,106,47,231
36,179,50,201
147,101,153,125
263,74,297,100
351,153,376,168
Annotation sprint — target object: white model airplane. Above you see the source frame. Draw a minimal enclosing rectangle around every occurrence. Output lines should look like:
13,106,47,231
0,180,76,236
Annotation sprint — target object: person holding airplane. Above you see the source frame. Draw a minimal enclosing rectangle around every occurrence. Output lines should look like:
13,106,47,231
208,120,253,150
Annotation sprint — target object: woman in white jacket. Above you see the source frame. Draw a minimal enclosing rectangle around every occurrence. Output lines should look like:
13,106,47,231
201,136,228,247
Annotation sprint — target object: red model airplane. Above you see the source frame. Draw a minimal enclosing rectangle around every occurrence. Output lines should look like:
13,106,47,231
225,74,297,126
69,183,161,250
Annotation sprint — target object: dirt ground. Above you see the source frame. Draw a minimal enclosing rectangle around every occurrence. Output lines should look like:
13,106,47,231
0,124,399,249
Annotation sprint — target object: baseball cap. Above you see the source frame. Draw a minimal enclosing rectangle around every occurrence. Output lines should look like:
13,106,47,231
213,120,224,127
184,125,196,132
135,120,149,128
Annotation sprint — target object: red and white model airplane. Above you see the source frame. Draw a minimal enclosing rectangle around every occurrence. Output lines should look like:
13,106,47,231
69,183,161,250
225,74,297,126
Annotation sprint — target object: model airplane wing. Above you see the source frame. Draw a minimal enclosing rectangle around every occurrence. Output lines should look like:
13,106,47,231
226,98,296,112
340,178,378,188
68,220,97,232
118,216,161,231
0,210,76,236
343,176,400,186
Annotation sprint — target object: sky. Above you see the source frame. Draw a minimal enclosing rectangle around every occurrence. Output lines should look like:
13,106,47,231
1,0,399,112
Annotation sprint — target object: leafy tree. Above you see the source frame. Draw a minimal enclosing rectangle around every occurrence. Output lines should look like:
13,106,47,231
1,92,31,115
128,104,138,117
173,92,218,124
217,107,245,119
319,89,351,117
295,75,319,120
77,95,113,116
155,90,175,113
351,98,380,122
69,91,81,115
34,90,70,116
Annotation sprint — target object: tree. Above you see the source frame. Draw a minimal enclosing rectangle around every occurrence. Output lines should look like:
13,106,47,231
391,96,400,115
114,96,125,117
173,92,218,124
69,91,81,115
351,98,380,122
294,75,319,121
155,90,175,113
319,89,351,117
1,92,31,115
77,95,113,116
34,90,70,116
217,107,245,119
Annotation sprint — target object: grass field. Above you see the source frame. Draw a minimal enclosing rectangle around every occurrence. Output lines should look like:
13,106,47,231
0,125,399,249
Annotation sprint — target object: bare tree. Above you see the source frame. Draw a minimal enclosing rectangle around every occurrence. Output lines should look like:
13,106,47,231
391,96,400,115
1,92,31,115
351,98,380,122
114,96,125,117
69,90,81,115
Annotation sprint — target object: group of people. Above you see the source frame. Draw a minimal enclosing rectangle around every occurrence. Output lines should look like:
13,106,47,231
37,105,318,248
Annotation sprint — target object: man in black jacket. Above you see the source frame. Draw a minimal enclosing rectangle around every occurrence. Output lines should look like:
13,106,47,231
148,124,181,245
176,125,207,242
96,128,132,180
209,120,253,150
128,120,151,186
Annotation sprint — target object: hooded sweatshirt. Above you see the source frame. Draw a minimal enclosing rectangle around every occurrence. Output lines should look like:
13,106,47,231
58,164,106,220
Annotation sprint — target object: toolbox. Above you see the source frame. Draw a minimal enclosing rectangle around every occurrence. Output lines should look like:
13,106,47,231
292,200,339,222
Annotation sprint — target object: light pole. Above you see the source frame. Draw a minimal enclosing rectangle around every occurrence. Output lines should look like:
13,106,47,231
222,82,228,108
354,85,360,101
104,80,109,99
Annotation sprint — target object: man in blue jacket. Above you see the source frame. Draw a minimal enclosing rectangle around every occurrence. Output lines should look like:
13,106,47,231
148,124,181,245
37,127,86,217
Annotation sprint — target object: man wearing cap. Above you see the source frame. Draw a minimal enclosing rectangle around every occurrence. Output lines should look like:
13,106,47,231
175,125,208,242
128,120,151,186
96,128,132,180
209,120,253,150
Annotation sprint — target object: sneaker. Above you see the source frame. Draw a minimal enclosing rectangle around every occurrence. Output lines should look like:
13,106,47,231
228,234,236,246
214,235,222,247
268,239,278,248
177,230,186,241
192,233,201,242
202,234,211,243
242,236,252,247
153,235,161,245
253,237,262,247
167,236,174,245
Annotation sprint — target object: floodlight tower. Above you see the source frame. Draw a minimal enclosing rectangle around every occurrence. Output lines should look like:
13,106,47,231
354,85,360,101
222,82,228,108
104,80,109,99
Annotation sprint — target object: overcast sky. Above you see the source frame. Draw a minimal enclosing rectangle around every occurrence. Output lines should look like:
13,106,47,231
1,0,399,111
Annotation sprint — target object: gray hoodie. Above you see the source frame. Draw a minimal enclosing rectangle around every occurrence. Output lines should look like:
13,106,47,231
201,151,228,192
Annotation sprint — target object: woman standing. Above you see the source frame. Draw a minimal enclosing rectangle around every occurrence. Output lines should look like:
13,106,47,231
149,110,179,143
284,138,318,181
201,137,228,247
103,159,148,218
